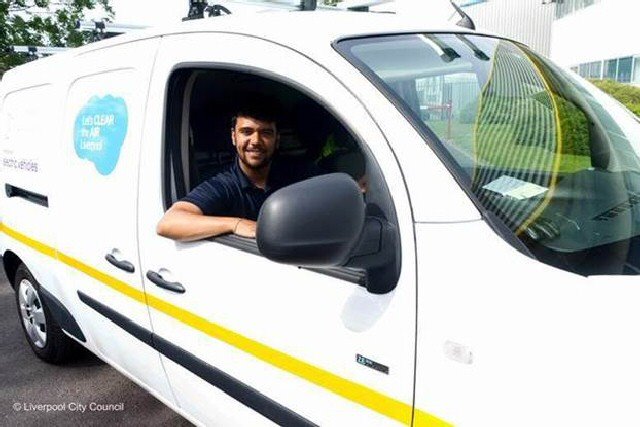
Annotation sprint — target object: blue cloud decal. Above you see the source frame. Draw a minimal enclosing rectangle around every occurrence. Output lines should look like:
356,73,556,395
74,95,128,175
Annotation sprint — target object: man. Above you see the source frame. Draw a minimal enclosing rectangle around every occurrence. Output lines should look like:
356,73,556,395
157,97,317,241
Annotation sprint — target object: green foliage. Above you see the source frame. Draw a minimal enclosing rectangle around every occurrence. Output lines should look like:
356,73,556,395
466,88,592,173
555,95,591,156
470,89,590,156
590,79,640,117
0,0,114,77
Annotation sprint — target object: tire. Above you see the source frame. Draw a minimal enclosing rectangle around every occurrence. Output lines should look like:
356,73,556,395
14,263,78,364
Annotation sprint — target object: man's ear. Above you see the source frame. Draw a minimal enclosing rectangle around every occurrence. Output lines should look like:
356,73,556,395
231,128,236,146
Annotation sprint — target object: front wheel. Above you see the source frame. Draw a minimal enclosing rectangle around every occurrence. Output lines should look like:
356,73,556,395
14,264,79,363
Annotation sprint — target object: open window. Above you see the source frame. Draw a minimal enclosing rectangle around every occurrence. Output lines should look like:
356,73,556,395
163,67,401,292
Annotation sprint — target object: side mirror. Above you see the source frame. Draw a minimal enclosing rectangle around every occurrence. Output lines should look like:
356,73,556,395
257,173,365,267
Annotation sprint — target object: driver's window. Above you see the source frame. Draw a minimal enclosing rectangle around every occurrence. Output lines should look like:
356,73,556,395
162,68,399,287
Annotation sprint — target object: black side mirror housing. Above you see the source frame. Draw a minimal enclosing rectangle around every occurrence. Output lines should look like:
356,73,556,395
257,173,365,267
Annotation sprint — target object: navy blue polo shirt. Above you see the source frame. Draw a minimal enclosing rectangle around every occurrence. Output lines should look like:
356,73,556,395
182,157,320,221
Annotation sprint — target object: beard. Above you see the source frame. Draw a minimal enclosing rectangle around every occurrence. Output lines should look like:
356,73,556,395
239,152,272,171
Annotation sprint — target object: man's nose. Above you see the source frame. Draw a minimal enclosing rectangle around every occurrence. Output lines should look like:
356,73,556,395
249,132,264,144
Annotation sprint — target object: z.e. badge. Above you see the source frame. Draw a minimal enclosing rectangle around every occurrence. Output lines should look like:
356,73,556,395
356,354,389,375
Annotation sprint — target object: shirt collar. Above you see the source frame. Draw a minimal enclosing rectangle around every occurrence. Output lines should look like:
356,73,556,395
232,158,253,190
233,157,277,191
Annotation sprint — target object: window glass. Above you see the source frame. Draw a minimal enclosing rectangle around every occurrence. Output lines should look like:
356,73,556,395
604,58,618,80
555,0,569,18
617,56,633,83
588,61,602,79
633,56,640,84
339,34,640,276
579,63,589,78
556,0,600,19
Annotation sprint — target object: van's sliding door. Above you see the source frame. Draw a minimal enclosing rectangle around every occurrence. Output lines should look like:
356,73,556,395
52,38,176,406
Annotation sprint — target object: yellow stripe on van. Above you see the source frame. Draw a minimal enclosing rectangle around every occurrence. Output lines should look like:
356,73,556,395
1,222,58,259
146,292,450,426
0,223,451,427
0,223,148,306
56,251,148,305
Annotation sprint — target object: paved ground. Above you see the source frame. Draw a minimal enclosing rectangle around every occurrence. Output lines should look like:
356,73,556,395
0,267,192,426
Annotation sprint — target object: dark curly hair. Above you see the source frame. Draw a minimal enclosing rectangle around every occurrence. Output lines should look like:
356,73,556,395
230,93,281,130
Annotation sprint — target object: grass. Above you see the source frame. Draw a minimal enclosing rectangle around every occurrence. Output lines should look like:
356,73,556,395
425,119,591,173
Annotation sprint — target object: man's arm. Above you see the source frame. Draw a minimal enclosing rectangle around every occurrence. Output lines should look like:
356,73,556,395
156,201,257,241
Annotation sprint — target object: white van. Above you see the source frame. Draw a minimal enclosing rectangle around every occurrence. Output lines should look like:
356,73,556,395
2,10,640,427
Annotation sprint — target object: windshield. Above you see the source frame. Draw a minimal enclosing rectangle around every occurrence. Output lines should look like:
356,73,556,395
337,33,640,276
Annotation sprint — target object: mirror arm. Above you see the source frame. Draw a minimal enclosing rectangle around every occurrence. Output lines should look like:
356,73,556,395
345,216,400,294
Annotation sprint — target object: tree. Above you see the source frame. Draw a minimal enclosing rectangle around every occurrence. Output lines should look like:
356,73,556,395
0,0,114,77
590,79,640,118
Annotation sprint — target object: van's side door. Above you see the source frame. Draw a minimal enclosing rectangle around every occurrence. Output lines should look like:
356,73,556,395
52,38,175,403
138,33,420,425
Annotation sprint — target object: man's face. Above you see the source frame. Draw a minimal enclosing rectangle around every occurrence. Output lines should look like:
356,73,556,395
232,116,279,171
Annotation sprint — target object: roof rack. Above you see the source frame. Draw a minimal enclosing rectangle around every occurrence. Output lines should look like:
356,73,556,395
8,20,148,61
182,0,393,20
9,45,69,58
76,20,149,41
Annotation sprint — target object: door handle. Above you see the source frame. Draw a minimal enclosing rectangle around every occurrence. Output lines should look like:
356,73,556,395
146,270,185,294
105,253,135,273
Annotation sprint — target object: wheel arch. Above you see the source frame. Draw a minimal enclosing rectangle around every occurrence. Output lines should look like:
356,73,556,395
3,250,23,289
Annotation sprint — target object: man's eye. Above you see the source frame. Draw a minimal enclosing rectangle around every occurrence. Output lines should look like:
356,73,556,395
261,130,274,137
240,129,253,136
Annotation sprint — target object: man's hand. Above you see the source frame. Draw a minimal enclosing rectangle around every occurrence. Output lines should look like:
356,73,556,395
234,219,257,238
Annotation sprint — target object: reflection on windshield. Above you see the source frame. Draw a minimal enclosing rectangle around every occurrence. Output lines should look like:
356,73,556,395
338,34,640,276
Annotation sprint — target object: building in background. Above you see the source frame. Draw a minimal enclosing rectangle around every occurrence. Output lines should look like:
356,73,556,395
460,0,555,56
551,0,640,85
461,0,640,86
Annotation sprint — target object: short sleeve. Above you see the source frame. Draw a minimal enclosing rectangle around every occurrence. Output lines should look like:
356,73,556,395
181,177,232,216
